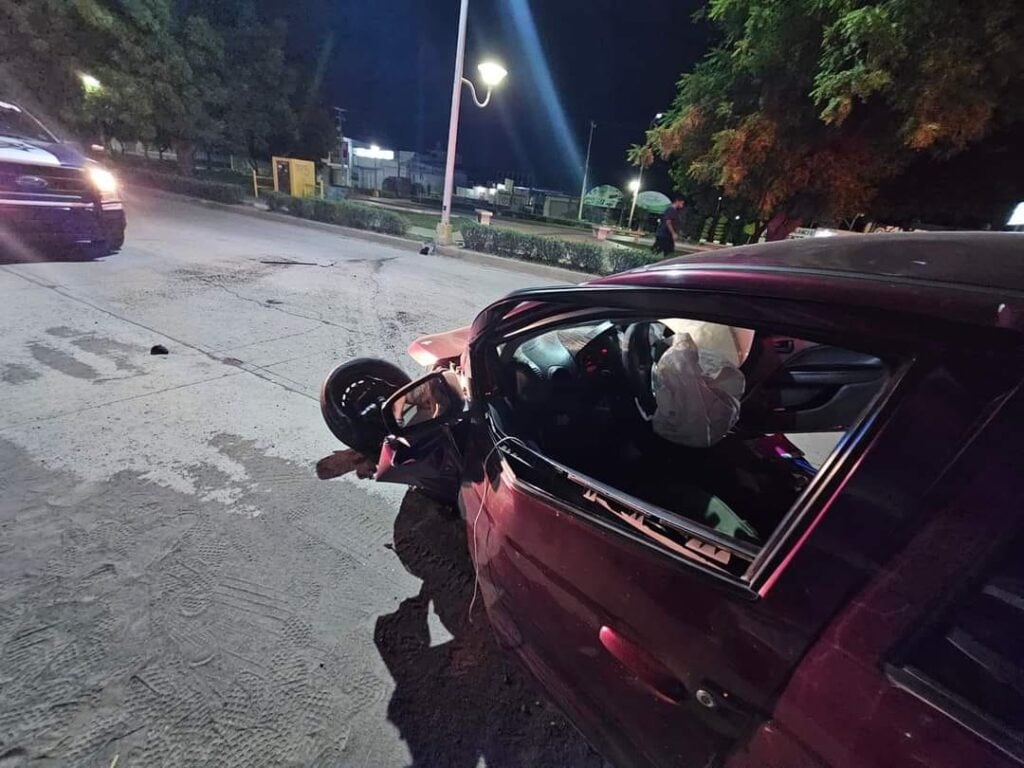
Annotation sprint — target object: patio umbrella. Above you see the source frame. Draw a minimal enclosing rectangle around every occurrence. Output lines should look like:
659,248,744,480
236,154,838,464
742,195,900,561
583,185,624,208
636,191,671,214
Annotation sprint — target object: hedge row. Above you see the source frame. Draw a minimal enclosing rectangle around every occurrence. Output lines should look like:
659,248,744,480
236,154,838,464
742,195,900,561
460,222,656,275
121,167,247,204
260,191,408,236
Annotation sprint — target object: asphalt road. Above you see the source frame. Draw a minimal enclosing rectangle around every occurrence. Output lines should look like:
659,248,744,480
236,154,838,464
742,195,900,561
0,190,605,767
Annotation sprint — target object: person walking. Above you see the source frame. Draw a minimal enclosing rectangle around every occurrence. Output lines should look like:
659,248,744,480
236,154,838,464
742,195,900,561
653,196,686,256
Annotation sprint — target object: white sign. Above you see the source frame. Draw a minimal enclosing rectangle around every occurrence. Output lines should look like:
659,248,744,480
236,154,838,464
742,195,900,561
353,145,394,161
788,227,817,239
1008,202,1024,227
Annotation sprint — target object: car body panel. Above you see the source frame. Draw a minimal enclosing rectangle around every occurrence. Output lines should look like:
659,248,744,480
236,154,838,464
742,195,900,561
462,459,801,767
0,137,87,168
649,231,1024,293
728,382,1024,768
0,102,125,250
407,325,471,367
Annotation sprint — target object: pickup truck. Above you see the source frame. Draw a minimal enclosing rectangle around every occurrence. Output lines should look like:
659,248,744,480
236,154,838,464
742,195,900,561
0,99,125,256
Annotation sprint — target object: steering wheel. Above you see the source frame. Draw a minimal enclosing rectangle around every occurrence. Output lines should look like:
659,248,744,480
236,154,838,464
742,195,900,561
622,322,658,417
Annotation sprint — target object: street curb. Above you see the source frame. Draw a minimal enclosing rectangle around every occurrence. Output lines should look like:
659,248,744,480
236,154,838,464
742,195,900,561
131,186,590,284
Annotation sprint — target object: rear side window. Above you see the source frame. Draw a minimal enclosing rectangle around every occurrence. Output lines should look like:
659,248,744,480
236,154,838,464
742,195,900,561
892,531,1024,760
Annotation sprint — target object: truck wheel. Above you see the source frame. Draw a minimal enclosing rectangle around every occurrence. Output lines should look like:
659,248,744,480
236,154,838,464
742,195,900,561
79,232,124,259
320,358,411,454
105,231,125,253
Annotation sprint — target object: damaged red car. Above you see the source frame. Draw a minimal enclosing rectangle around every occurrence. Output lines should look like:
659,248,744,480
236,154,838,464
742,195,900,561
320,232,1024,768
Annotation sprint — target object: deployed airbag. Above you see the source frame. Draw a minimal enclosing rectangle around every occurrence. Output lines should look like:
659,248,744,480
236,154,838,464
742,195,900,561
652,330,745,447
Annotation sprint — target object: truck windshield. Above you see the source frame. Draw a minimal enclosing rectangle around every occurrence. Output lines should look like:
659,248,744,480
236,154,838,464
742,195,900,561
0,101,56,143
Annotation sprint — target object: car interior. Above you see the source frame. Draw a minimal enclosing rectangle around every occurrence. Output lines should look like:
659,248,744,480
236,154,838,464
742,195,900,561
486,316,890,552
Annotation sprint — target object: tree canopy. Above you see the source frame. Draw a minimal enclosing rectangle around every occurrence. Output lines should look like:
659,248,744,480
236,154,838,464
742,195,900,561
0,0,326,172
632,0,1024,230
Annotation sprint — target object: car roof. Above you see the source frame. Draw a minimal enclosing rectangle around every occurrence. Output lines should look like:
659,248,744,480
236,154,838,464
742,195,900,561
588,232,1024,335
649,232,1024,294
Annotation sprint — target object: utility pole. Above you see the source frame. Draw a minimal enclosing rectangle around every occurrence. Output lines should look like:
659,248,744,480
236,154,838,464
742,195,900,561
436,0,506,242
437,0,470,245
578,120,595,221
333,107,347,159
626,113,662,230
333,107,348,186
627,166,643,231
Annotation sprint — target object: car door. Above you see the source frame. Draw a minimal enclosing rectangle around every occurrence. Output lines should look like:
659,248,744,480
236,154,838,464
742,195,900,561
455,286,918,767
739,335,887,434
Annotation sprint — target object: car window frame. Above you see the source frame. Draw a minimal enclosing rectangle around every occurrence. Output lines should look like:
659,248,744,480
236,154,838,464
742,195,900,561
488,428,764,584
468,286,917,596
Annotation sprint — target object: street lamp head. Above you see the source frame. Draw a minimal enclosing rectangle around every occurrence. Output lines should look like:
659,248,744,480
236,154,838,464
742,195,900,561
628,179,641,193
477,61,508,88
80,73,102,93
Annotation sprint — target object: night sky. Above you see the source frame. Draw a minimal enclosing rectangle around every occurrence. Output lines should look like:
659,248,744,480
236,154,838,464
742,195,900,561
281,0,710,194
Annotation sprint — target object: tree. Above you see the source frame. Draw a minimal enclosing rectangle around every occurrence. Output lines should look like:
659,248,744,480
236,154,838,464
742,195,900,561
292,100,335,161
161,15,227,172
0,0,99,129
220,9,296,163
633,0,1024,234
90,1,229,173
1,0,309,173
181,0,298,163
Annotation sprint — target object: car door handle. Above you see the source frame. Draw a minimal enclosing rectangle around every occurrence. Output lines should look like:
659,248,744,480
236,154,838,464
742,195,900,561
599,626,688,705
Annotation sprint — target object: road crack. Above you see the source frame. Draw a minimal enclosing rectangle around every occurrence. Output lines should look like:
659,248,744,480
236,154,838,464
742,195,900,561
195,276,360,333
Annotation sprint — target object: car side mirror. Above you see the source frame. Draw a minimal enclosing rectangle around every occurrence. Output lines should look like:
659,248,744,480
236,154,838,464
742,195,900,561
383,371,464,437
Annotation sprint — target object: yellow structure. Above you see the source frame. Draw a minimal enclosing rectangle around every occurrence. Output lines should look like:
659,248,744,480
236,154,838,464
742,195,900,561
252,169,274,198
272,156,317,198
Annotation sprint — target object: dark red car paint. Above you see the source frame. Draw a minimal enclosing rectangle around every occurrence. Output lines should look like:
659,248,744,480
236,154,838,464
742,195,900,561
385,234,1024,767
728,384,1024,768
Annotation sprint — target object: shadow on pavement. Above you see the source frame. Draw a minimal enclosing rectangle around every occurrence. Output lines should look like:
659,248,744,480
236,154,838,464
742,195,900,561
0,234,113,265
374,490,606,768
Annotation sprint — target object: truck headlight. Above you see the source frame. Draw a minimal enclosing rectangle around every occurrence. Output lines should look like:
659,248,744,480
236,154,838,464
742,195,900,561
86,166,119,198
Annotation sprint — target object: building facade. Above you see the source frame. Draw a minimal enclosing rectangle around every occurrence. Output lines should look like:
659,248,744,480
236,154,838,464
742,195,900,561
339,139,465,196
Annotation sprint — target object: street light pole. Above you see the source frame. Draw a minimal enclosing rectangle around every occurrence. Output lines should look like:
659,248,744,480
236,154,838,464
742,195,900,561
578,120,595,221
626,113,662,231
627,166,643,231
435,0,506,244
438,0,470,246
